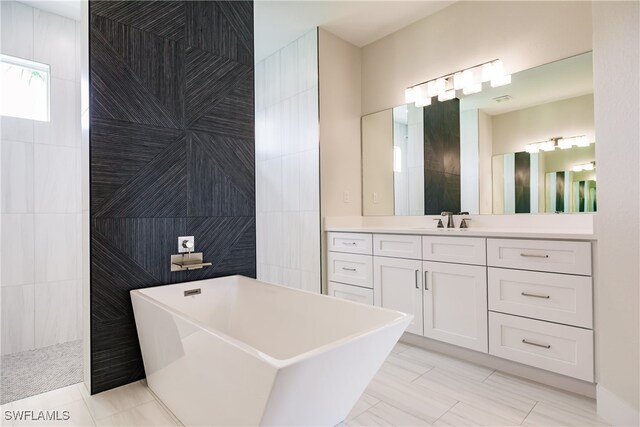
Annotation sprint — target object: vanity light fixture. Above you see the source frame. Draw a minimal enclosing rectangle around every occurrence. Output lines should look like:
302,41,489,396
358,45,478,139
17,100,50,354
526,140,556,153
405,59,511,107
526,135,593,153
572,161,596,172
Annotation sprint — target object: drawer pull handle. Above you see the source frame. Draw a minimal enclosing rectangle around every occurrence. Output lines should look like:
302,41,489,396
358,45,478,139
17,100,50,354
342,242,357,246
520,253,549,258
522,339,551,349
342,267,357,272
521,292,550,299
415,270,419,289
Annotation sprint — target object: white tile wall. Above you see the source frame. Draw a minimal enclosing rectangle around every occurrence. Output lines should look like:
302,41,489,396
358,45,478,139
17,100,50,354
34,213,80,283
1,214,35,286
255,29,321,294
0,1,33,59
1,1,81,355
34,145,80,212
35,280,82,347
1,116,34,142
33,8,77,81
1,285,35,355
34,78,80,146
1,140,34,213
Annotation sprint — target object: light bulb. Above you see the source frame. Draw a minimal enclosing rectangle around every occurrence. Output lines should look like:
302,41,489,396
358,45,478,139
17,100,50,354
490,74,511,87
438,89,455,102
404,87,417,104
526,144,539,154
481,62,493,82
557,138,573,149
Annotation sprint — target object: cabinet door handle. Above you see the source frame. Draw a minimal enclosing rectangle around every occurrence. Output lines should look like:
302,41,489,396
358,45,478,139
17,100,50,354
520,253,549,258
415,269,419,289
521,292,550,299
522,339,551,349
342,267,357,272
424,270,428,290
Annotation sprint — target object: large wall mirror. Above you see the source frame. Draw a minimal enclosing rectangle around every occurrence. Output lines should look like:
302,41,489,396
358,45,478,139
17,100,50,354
361,52,595,216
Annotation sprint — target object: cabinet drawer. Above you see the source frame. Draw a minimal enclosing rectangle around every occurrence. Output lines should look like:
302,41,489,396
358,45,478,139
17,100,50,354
487,239,591,275
327,232,372,255
489,312,593,382
327,252,373,288
374,234,422,259
422,236,486,265
328,282,373,305
488,268,592,328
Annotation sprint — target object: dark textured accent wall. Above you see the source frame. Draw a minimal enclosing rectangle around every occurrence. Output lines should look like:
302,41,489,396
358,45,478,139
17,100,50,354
423,98,461,215
556,171,565,212
514,151,531,213
89,0,255,394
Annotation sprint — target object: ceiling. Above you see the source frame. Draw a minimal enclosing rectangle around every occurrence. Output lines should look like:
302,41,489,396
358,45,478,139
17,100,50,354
19,0,81,21
255,0,454,61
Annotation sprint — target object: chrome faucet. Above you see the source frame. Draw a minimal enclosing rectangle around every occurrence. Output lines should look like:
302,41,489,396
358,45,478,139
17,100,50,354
441,211,455,228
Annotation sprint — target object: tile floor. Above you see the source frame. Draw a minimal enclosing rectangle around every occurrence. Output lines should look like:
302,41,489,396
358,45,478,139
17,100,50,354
1,342,609,426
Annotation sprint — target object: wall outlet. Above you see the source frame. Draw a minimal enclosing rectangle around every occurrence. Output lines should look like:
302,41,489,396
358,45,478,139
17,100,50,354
373,192,379,204
343,191,351,203
178,236,195,253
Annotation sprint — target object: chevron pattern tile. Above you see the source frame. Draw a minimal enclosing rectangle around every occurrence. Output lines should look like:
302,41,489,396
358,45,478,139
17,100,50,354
89,0,255,394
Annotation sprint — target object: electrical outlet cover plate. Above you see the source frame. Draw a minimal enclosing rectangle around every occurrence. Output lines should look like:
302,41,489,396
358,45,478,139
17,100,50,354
178,236,195,253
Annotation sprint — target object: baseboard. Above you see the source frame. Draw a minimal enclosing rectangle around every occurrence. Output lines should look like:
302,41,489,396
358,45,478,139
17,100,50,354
597,385,640,426
399,333,596,398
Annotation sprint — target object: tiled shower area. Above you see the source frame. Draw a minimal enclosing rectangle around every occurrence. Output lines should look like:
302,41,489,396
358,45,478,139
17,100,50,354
0,1,82,403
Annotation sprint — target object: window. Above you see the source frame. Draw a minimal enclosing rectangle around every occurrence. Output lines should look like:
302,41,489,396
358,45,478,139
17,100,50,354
0,54,50,122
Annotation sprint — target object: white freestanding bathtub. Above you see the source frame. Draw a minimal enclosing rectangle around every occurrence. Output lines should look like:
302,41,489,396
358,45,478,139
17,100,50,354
131,275,411,426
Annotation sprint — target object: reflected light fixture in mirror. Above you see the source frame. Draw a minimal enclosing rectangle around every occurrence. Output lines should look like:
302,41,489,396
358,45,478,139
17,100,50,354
526,135,593,153
405,59,511,107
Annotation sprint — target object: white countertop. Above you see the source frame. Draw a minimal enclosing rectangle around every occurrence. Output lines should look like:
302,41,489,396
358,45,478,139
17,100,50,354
324,226,596,240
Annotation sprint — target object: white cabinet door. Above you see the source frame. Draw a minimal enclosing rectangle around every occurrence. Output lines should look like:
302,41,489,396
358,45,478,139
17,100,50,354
423,261,488,352
374,256,423,335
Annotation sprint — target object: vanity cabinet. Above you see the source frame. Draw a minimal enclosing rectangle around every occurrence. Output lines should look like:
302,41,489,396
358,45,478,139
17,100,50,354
423,261,488,352
374,256,423,335
327,232,374,306
487,238,594,381
326,230,595,383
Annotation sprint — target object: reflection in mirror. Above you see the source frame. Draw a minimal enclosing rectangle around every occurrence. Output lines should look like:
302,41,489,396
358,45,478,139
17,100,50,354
492,144,596,214
361,51,594,216
392,103,424,215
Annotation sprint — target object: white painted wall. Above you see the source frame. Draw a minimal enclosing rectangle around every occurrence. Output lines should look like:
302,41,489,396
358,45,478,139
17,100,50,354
362,110,394,216
318,29,362,218
592,2,640,425
361,1,592,115
255,29,321,293
1,1,82,355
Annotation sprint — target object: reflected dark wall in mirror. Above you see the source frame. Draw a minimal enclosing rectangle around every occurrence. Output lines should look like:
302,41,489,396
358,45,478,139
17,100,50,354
423,98,461,214
361,52,595,216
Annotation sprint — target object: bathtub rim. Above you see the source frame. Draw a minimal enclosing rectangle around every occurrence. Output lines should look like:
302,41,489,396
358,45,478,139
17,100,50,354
130,275,412,369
